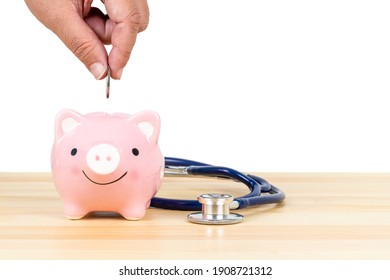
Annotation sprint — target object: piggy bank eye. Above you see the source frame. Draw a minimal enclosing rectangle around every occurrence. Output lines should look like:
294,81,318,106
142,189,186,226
70,148,78,156
132,148,139,156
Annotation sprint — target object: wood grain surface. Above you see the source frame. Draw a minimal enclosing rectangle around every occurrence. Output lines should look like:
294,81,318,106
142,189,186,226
0,173,389,260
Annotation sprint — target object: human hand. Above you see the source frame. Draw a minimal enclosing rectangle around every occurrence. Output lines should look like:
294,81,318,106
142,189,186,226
25,0,149,80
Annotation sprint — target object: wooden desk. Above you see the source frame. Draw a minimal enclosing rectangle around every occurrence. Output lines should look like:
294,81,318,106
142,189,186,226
0,173,389,259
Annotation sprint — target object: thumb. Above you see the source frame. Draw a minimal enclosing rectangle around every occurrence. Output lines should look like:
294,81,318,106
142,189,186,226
54,10,108,80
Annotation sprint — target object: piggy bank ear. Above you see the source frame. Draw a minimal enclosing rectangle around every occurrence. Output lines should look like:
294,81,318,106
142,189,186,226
130,111,161,145
55,109,83,139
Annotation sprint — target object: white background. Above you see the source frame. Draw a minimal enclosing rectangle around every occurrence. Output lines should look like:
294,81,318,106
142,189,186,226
0,0,389,172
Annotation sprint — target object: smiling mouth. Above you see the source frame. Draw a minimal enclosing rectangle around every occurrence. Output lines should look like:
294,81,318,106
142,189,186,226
82,170,128,185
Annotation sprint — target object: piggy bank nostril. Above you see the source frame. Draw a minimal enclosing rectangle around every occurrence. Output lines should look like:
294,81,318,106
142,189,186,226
95,155,100,161
107,156,111,161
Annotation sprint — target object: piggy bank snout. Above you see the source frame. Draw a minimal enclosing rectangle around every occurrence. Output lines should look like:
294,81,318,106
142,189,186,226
86,144,120,175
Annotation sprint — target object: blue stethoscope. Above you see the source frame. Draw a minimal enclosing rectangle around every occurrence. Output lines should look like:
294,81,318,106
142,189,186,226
151,157,285,225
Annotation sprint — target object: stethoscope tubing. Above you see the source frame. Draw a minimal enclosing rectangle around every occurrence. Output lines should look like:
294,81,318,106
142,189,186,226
150,157,285,211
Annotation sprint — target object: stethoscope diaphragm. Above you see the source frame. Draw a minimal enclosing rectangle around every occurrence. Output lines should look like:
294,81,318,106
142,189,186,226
187,194,244,225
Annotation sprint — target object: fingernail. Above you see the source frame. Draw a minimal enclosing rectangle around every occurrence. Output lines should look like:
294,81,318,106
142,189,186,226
116,68,124,80
89,63,106,80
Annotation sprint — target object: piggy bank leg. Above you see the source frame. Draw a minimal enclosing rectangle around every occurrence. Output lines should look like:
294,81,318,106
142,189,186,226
63,204,89,220
120,204,148,220
146,200,151,208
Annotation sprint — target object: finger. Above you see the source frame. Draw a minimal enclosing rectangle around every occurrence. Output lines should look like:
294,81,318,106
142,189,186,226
83,0,93,17
87,2,148,44
105,0,149,79
84,7,114,45
56,9,108,80
134,0,149,32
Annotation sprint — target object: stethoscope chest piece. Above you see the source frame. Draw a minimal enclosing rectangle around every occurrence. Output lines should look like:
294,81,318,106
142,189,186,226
187,194,244,225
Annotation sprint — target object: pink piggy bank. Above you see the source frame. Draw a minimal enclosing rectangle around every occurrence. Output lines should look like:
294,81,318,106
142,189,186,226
51,109,164,220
